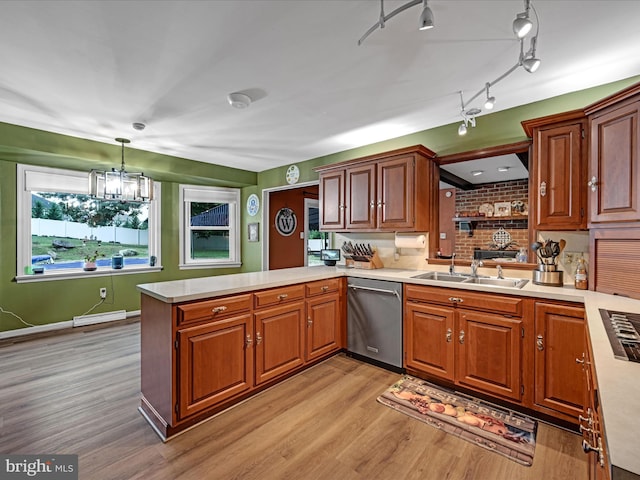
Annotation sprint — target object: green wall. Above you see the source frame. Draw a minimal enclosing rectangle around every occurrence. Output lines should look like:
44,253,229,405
1,75,639,332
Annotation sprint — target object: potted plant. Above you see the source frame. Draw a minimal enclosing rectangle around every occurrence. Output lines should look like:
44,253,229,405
84,250,104,271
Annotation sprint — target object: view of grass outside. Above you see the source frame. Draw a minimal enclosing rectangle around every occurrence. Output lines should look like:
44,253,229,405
32,236,148,266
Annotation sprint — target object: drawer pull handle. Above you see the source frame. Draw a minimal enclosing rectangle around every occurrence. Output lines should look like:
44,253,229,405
448,297,463,303
579,424,593,434
277,294,288,300
308,317,313,327
321,285,329,292
246,334,252,347
536,334,544,351
212,306,228,314
256,332,262,345
582,437,605,466
576,354,585,365
446,328,452,343
540,181,547,197
459,330,465,344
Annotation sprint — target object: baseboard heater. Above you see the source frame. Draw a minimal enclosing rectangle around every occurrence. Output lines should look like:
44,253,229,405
73,310,127,327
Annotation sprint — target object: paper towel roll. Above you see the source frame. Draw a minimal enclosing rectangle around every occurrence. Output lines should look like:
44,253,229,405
395,233,426,249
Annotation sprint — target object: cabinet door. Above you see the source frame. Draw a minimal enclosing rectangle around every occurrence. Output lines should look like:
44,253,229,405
306,293,341,361
404,302,455,382
533,121,586,229
534,302,585,419
319,170,345,230
177,313,253,419
377,156,414,229
254,301,305,385
589,100,640,224
345,163,376,230
456,310,522,401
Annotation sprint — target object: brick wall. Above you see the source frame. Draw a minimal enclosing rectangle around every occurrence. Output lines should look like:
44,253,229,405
452,179,528,260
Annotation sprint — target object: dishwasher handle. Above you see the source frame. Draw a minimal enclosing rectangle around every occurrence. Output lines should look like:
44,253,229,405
348,284,401,301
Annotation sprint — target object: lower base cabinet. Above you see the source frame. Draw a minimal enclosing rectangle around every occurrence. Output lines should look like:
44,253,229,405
140,279,344,440
404,285,524,403
534,301,586,422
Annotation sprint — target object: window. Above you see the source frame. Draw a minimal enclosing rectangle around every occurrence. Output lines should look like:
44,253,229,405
16,164,161,281
179,185,241,268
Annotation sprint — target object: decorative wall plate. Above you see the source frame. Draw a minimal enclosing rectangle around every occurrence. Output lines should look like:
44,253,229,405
286,164,300,185
246,194,260,216
478,203,494,217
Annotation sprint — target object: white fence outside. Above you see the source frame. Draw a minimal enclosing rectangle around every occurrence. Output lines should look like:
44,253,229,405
32,218,148,246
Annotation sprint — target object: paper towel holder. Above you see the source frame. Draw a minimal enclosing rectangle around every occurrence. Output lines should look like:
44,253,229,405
394,232,427,249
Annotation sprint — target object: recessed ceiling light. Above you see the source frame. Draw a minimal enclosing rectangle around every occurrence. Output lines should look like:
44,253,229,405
471,170,484,176
497,166,510,172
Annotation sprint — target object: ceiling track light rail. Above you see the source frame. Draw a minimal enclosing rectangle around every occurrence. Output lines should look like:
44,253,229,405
356,0,541,137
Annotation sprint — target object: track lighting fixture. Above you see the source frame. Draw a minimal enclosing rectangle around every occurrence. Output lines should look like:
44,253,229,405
418,0,434,30
358,0,432,46
457,0,540,135
484,83,495,110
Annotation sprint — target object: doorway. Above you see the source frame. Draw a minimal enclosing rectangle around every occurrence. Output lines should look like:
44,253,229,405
304,198,330,266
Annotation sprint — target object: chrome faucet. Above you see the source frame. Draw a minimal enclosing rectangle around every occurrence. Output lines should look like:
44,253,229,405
449,253,457,275
496,265,504,279
470,259,483,278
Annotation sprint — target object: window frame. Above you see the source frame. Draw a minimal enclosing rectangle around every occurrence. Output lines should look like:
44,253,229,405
178,184,241,269
15,164,162,283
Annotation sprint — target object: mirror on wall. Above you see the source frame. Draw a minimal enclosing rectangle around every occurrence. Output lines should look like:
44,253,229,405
437,142,533,265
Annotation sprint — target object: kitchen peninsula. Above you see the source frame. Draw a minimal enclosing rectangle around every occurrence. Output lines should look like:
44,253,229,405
138,265,640,480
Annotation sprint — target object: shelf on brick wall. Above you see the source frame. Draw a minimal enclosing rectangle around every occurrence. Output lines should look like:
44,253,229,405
453,215,528,222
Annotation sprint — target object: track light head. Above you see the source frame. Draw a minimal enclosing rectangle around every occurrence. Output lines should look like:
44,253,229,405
483,83,495,110
513,12,532,38
418,1,435,30
458,123,468,136
523,56,541,73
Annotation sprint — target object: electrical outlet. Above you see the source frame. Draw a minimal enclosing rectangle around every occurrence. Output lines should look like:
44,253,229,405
562,251,581,269
99,287,107,299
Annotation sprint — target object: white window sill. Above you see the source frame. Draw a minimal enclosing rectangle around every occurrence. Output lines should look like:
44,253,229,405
15,265,164,283
179,262,242,270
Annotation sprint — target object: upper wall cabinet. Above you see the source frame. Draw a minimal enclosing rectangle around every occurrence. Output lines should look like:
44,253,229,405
522,110,588,230
585,83,640,225
315,145,439,235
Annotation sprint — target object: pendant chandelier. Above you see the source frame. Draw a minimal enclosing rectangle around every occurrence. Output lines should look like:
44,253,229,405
89,138,153,201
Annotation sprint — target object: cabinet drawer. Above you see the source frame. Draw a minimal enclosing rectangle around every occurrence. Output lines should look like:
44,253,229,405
177,294,252,326
306,278,340,297
405,285,522,316
254,284,305,309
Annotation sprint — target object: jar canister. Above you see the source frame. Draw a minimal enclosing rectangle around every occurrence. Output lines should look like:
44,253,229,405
111,253,124,269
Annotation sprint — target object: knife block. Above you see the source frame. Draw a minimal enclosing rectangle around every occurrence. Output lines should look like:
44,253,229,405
348,251,384,270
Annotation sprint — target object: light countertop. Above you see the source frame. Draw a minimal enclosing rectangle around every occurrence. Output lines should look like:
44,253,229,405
137,266,640,478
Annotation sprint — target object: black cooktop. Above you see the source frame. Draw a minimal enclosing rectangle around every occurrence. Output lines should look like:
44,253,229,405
599,309,640,362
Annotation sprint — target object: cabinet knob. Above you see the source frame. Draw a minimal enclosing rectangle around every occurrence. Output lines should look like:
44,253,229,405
277,293,288,300
446,328,452,343
540,181,547,197
370,202,375,208
212,306,228,314
536,334,544,351
256,332,262,345
459,330,465,344
587,176,598,192
308,317,313,327
246,334,252,347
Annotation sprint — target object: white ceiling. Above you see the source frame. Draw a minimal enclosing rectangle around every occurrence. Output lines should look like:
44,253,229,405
1,1,639,173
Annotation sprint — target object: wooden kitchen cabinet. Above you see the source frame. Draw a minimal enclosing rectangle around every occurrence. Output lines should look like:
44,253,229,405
140,279,345,440
254,301,306,385
522,111,587,230
582,326,611,480
586,84,640,225
404,285,525,402
177,313,253,419
305,278,343,361
533,301,585,422
316,145,439,252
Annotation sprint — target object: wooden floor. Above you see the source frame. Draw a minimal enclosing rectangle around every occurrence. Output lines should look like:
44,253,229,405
0,321,588,480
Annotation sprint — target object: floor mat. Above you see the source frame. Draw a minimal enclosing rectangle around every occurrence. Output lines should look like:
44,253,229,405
377,375,537,466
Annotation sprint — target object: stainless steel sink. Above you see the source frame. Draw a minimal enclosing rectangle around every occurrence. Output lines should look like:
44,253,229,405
462,277,529,288
411,272,469,282
411,271,528,289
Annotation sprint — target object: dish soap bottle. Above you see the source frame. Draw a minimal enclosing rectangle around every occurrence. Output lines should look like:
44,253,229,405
575,256,588,290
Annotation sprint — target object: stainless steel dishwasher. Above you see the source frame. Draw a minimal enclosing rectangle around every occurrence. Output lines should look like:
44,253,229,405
347,277,403,372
